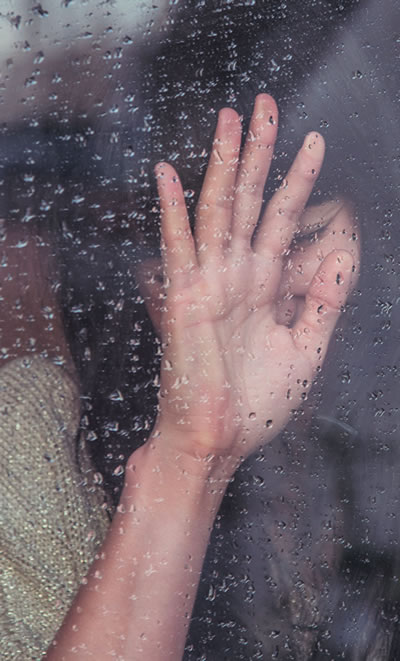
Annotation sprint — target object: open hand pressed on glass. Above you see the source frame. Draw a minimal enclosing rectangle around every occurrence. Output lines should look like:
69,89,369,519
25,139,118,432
146,94,355,473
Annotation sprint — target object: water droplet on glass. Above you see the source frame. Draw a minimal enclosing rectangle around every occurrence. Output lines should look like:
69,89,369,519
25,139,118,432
109,389,124,402
341,369,351,384
93,472,103,485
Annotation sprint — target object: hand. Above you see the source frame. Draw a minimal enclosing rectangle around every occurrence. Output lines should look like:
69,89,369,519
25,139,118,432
138,200,359,332
143,95,356,474
275,198,360,325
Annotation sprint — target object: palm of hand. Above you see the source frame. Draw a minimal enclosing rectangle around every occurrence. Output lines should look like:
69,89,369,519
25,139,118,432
152,95,354,466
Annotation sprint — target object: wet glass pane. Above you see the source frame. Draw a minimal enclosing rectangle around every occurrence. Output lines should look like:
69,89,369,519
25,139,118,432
1,0,399,659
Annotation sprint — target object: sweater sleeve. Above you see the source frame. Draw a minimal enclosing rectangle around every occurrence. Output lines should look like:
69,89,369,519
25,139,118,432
0,357,110,660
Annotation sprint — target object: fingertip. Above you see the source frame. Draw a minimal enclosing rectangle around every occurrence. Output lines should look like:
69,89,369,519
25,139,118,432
155,163,170,191
254,93,278,123
303,131,325,156
313,249,355,308
155,163,183,195
325,248,354,276
333,249,355,290
218,107,241,126
155,161,167,174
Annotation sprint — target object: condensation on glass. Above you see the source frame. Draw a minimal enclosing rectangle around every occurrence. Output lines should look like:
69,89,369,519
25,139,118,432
0,1,399,659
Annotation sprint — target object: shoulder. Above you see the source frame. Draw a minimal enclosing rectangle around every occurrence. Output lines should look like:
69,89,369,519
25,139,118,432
0,355,80,449
0,356,110,656
0,355,82,505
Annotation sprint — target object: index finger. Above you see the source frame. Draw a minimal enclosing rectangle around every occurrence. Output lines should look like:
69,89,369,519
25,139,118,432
155,162,197,282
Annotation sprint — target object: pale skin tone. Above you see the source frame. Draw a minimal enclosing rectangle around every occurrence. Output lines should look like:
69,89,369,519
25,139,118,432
2,94,359,659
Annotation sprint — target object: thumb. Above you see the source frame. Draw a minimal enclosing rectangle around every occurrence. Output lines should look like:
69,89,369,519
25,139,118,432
291,250,354,371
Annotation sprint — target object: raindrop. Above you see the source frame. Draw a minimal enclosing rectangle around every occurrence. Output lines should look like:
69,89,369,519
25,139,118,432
15,240,28,249
109,389,124,402
248,412,256,420
207,584,216,601
24,77,37,88
23,173,35,182
9,15,21,29
341,369,351,384
105,421,119,432
123,146,135,158
93,472,103,485
268,58,281,73
212,148,224,164
41,306,54,320
32,4,49,17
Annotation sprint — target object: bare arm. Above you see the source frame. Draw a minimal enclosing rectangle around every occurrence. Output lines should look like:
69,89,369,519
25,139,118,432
43,94,357,660
45,441,230,660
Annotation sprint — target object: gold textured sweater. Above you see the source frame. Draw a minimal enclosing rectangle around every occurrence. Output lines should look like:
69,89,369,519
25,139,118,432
0,357,110,660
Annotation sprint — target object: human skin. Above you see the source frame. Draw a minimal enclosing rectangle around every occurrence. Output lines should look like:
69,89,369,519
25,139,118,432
40,93,359,659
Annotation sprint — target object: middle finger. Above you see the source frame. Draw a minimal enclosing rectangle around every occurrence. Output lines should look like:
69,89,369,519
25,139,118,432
231,94,278,249
195,108,241,262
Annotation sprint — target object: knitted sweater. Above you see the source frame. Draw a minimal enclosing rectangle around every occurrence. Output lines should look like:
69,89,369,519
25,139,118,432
0,357,110,660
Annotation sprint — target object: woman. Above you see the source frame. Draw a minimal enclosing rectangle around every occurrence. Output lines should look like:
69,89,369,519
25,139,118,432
2,82,358,661
0,90,359,659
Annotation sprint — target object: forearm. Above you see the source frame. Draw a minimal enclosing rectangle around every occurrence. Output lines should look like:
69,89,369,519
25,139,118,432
45,438,230,660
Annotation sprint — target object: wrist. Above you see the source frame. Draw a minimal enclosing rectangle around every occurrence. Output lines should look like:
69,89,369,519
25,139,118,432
123,429,239,515
150,422,241,481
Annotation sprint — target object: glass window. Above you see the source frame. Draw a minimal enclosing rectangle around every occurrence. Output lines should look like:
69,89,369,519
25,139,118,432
1,1,399,658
